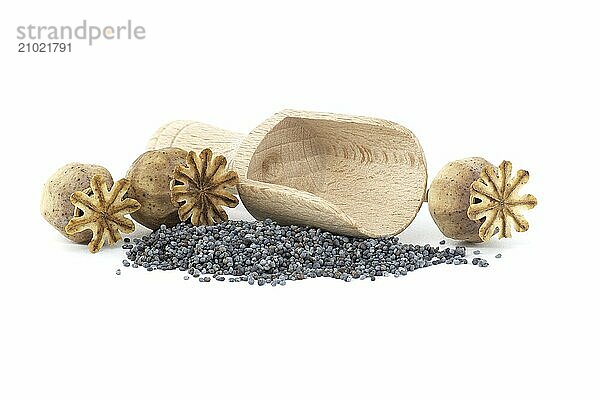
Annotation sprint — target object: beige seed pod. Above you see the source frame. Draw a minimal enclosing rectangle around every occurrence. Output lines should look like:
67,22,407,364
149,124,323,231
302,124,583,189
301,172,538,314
66,175,140,253
40,163,113,243
467,160,538,241
126,147,188,230
427,157,493,242
170,149,240,226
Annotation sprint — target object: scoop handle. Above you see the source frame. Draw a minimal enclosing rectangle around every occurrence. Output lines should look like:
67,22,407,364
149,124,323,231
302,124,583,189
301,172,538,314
147,120,245,169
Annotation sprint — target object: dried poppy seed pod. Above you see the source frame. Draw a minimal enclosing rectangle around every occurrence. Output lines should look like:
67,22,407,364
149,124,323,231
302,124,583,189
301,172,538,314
467,160,537,241
66,175,140,253
170,148,240,226
427,157,493,242
126,147,188,230
41,163,113,243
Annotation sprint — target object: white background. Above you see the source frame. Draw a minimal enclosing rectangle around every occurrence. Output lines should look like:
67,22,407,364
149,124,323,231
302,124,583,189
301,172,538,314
1,1,598,399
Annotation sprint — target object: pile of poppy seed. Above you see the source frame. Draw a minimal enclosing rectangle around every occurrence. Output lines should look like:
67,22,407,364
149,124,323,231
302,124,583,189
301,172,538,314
121,219,491,285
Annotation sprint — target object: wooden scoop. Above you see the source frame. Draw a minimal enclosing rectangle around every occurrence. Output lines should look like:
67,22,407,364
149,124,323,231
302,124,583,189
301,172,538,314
147,110,427,237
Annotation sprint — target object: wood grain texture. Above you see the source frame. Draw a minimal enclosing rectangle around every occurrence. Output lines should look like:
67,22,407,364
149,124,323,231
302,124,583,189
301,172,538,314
148,110,428,237
236,110,427,237
147,120,245,168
